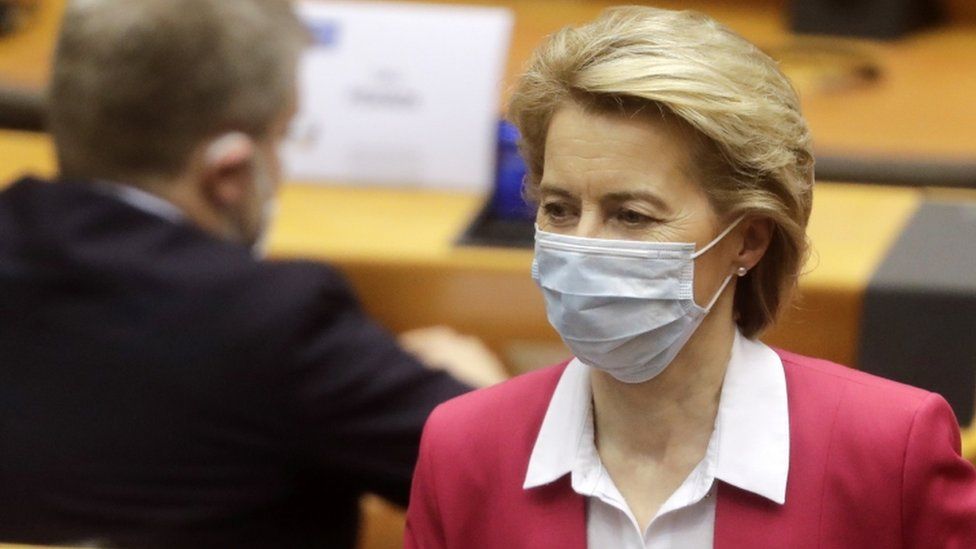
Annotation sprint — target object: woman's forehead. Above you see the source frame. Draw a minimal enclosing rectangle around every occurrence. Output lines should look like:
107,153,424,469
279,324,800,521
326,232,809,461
541,103,704,202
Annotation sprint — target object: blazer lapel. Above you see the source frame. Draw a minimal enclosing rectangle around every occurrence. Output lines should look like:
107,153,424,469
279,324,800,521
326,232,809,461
714,482,792,549
523,476,587,549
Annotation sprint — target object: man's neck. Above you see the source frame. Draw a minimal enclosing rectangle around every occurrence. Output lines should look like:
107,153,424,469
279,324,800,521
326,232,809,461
121,176,239,243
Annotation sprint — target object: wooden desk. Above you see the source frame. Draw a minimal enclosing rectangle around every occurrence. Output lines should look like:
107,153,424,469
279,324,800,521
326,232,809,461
0,0,62,90
0,128,921,370
3,0,976,163
0,1,967,366
463,0,976,163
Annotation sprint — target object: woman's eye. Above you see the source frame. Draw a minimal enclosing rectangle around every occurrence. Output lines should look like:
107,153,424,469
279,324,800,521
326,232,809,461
541,202,574,221
617,209,654,225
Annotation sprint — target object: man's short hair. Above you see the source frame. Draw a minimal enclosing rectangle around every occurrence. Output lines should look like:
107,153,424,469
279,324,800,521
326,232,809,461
49,0,307,182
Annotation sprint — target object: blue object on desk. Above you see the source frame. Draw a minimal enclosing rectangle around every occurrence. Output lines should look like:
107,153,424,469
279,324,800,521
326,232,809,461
306,19,341,47
456,121,536,248
490,120,535,220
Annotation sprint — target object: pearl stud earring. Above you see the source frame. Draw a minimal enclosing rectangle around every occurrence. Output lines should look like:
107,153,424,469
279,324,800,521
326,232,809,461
736,266,749,277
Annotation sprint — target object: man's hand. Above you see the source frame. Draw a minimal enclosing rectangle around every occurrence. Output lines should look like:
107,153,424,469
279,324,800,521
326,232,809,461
398,326,509,388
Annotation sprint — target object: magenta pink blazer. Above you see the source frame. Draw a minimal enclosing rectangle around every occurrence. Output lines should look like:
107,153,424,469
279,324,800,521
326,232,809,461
405,349,976,548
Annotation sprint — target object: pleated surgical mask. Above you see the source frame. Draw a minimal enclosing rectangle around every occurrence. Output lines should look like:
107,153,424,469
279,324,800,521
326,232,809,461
532,218,743,383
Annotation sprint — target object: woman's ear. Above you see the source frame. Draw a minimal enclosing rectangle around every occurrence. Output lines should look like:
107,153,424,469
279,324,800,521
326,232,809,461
737,216,773,271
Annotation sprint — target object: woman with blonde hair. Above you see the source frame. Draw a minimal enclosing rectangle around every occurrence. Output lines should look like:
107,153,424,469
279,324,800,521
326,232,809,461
405,6,976,548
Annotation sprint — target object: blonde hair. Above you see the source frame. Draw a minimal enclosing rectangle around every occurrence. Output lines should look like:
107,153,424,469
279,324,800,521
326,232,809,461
509,6,814,337
49,0,307,182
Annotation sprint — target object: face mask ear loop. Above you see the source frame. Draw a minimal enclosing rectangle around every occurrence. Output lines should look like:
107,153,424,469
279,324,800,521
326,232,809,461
691,215,746,259
703,273,735,312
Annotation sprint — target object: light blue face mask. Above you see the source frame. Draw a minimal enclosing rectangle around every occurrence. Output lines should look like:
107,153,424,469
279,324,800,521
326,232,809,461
532,218,744,383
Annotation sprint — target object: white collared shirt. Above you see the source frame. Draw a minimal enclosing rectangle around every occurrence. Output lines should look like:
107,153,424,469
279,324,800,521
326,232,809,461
94,181,185,223
93,180,273,257
524,330,790,548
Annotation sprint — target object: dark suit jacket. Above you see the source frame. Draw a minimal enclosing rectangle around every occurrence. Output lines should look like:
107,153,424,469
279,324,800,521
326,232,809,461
0,177,469,548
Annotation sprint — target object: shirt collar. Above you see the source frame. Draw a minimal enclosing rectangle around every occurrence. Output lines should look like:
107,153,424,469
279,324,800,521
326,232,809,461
522,357,591,489
714,330,790,504
523,330,790,505
94,180,185,224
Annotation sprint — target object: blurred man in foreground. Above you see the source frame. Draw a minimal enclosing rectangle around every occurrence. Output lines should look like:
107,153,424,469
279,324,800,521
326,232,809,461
0,1,502,546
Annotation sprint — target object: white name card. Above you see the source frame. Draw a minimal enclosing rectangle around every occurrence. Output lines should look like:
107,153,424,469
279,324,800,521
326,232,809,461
282,1,514,192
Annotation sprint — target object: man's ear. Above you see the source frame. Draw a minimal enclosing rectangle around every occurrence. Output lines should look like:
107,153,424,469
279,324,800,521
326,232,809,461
736,216,773,272
200,132,256,208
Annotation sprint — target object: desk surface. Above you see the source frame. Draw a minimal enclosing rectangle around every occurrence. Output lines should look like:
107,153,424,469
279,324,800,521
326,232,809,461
2,130,914,292
478,0,976,161
3,0,976,162
0,128,925,368
0,0,971,380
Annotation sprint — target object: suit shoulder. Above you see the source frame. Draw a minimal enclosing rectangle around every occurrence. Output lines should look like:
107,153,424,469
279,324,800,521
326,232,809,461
776,348,931,406
433,362,567,417
223,259,357,317
217,260,366,355
776,349,938,449
253,259,351,296
424,363,567,444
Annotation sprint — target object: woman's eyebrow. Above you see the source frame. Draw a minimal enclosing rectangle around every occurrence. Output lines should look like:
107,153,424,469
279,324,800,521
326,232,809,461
537,184,575,199
602,190,671,214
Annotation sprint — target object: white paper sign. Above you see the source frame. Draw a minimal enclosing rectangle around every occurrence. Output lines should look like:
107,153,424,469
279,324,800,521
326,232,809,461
282,1,514,191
